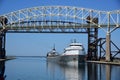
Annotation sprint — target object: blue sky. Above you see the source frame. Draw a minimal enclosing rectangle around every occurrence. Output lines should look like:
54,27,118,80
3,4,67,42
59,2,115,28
0,0,120,56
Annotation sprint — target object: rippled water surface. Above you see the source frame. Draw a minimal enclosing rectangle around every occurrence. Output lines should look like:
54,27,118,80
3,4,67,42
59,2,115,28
0,57,120,80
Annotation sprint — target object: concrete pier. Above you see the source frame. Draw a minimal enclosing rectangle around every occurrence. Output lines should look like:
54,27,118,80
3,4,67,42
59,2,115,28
106,12,111,62
106,33,111,61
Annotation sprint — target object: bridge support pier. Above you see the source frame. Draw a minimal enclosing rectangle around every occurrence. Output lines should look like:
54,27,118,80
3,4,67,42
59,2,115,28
0,32,6,59
106,13,111,62
106,33,111,61
87,28,98,60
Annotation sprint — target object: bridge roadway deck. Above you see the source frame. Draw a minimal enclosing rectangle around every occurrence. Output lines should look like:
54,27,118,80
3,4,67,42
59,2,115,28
0,24,119,33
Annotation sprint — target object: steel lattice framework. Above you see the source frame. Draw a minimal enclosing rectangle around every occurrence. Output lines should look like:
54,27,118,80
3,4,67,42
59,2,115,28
0,6,120,61
0,6,120,33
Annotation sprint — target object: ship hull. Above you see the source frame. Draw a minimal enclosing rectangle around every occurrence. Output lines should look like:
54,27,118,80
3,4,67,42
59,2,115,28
47,55,85,65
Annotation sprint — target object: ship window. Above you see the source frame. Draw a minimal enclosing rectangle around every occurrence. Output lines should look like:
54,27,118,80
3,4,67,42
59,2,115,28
70,44,82,46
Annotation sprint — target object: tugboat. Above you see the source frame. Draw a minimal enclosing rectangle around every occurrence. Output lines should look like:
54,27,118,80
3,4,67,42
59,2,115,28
47,40,86,65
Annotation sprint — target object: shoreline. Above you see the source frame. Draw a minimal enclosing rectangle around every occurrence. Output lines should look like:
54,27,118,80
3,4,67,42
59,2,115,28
86,60,120,66
0,57,16,61
1,56,120,66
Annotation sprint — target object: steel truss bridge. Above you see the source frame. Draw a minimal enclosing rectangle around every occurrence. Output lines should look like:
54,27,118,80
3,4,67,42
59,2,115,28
0,6,120,61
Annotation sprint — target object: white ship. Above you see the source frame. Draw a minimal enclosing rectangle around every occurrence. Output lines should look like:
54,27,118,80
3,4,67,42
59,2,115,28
47,40,86,65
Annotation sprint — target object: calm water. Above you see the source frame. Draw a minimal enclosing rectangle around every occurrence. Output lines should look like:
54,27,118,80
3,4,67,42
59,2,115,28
0,57,120,80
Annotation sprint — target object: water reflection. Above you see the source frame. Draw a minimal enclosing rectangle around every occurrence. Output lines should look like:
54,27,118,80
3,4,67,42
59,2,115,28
47,62,86,80
47,61,120,80
87,63,120,80
3,58,120,80
0,61,5,80
87,63,98,80
87,63,112,80
106,65,111,80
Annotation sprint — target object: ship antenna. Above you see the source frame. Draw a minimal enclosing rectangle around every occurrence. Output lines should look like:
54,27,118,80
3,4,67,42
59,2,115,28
74,39,76,43
71,39,73,43
53,44,56,50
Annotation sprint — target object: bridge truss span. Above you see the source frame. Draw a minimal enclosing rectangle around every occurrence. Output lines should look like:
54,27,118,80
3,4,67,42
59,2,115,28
0,6,120,33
